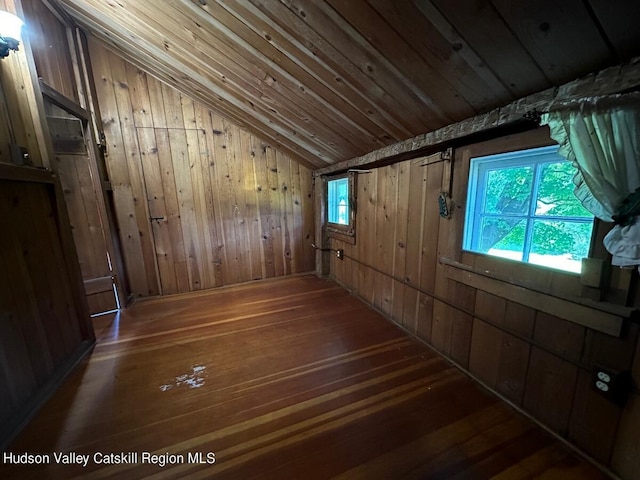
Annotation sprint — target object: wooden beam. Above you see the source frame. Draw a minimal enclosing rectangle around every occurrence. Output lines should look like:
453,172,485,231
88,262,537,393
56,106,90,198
0,163,55,183
441,258,628,337
40,80,90,121
58,0,335,167
313,175,330,276
314,56,640,176
185,0,391,152
42,0,76,27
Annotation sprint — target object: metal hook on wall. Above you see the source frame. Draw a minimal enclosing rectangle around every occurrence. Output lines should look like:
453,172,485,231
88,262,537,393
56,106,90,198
439,148,453,219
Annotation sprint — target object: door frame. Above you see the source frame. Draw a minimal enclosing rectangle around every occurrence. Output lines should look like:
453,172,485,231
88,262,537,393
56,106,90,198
41,81,128,309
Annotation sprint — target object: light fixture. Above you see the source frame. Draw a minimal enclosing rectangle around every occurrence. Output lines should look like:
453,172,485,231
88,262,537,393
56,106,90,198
0,10,23,58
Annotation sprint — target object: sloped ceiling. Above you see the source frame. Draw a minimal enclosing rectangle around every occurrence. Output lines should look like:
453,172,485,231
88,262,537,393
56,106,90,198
55,0,640,169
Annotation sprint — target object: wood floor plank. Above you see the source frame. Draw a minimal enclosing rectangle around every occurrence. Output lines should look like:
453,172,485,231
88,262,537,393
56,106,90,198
1,275,609,480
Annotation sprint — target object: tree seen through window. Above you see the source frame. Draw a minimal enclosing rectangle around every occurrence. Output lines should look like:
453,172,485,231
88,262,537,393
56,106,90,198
464,146,594,273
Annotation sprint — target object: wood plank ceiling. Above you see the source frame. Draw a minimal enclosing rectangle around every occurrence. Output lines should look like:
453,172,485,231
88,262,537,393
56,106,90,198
54,0,640,169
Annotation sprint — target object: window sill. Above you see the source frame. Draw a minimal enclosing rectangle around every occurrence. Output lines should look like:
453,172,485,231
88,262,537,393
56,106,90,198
440,257,634,337
327,228,356,245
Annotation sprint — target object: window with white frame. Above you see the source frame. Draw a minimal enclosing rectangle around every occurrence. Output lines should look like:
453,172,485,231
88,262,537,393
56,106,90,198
328,176,349,225
463,145,594,273
326,173,356,239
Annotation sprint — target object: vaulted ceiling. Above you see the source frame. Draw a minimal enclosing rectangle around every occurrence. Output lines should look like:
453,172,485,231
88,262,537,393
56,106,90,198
55,0,640,169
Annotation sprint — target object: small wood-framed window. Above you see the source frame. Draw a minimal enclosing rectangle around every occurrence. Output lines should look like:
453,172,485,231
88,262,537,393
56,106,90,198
326,172,356,243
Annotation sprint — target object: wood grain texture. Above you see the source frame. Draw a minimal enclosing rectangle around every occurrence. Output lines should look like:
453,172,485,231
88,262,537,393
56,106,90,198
2,275,608,480
489,0,611,84
46,105,117,314
51,0,640,167
524,348,579,435
22,0,79,104
444,262,623,337
329,128,638,479
0,166,94,450
0,0,52,168
315,58,640,177
89,41,314,297
54,150,117,313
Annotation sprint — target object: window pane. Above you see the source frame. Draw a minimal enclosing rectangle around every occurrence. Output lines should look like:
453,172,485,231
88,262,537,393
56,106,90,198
484,166,533,216
536,162,592,217
328,178,349,225
463,145,595,274
479,217,526,261
530,220,594,272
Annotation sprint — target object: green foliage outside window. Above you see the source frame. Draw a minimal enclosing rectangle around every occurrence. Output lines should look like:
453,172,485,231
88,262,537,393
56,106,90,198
465,146,594,273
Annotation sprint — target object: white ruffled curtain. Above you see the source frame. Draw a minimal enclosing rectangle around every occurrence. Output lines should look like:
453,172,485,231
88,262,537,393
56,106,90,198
541,93,640,269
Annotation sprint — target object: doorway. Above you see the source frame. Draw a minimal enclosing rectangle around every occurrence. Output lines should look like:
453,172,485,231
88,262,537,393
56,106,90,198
43,90,123,315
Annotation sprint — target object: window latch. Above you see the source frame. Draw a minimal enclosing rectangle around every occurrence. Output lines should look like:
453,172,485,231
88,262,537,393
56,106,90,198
438,193,450,218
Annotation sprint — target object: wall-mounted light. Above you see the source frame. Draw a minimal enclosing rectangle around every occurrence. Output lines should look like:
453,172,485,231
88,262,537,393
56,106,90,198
0,10,23,59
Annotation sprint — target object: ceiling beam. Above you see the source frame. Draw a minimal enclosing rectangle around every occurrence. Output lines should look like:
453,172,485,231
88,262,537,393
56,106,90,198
59,0,334,167
314,56,640,176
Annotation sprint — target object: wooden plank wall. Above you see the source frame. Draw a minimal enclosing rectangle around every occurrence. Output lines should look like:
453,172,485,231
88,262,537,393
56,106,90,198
0,0,49,167
88,38,315,298
0,73,13,164
329,127,640,479
22,0,79,104
0,167,94,449
0,0,99,449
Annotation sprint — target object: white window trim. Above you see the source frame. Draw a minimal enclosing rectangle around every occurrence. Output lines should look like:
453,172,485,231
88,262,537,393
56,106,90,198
325,172,356,241
463,145,593,271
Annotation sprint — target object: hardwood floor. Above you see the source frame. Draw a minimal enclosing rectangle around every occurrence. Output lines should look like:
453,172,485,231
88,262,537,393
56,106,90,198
2,275,609,479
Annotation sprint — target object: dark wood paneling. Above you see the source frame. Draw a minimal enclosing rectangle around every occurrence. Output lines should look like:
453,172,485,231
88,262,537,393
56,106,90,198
533,312,586,363
370,0,513,112
569,370,621,463
582,322,640,373
489,0,612,84
475,290,506,325
469,319,502,387
0,165,94,449
427,0,549,96
496,332,531,406
524,347,578,434
586,0,640,60
612,394,640,479
448,284,475,368
504,300,536,338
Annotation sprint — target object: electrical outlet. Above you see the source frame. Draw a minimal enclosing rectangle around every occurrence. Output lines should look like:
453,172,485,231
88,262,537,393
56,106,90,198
336,249,344,260
10,144,31,166
592,365,631,406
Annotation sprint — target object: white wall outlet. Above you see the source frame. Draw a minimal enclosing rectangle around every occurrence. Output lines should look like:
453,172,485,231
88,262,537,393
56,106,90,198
592,365,631,406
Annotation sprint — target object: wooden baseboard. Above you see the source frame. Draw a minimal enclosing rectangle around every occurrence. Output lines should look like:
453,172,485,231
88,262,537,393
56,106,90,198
131,272,318,306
